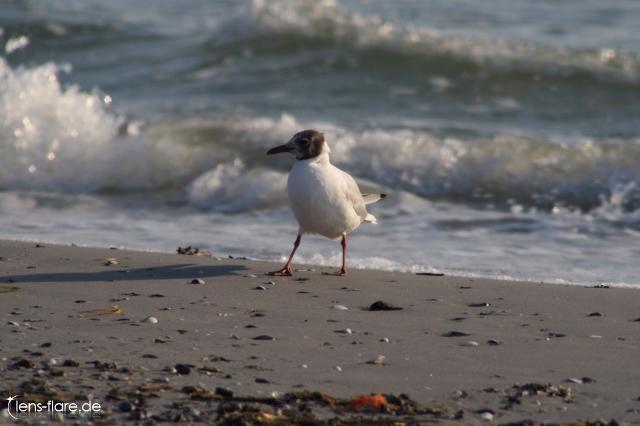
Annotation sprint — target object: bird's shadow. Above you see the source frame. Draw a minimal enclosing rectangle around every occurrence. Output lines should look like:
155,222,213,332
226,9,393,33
2,263,247,284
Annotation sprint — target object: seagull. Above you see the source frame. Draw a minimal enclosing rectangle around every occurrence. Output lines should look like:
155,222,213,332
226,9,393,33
266,129,386,276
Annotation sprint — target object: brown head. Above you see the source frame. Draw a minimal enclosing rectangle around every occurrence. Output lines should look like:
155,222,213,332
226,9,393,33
266,129,326,160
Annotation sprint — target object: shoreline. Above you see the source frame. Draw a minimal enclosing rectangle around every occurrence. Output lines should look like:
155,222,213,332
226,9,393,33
1,239,639,424
3,236,635,290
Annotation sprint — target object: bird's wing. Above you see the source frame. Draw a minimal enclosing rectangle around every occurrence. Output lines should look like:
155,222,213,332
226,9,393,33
361,193,387,205
338,169,368,221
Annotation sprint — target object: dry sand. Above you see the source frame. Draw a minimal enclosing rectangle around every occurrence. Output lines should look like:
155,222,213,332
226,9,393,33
1,239,639,424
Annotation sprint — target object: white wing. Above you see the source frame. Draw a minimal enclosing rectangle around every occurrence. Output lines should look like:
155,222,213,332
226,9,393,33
338,169,377,223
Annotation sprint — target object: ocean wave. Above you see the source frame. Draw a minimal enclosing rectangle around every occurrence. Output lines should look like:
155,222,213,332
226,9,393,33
213,113,640,214
242,0,640,84
2,54,639,218
187,159,288,213
0,57,211,193
2,52,638,216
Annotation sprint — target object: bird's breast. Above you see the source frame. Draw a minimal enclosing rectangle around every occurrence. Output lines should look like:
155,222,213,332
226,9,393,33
287,161,361,238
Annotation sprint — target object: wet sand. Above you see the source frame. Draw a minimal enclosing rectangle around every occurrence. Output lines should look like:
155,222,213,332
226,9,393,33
1,239,639,424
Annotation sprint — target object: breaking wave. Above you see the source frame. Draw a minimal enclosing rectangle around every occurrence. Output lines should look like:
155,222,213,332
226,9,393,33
193,113,640,214
242,0,640,84
0,57,214,193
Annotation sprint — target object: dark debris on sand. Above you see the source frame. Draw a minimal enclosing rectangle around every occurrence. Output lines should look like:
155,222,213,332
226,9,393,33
368,301,403,311
176,246,212,256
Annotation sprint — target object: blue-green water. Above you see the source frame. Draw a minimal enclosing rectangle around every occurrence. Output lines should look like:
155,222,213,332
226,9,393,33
1,0,639,285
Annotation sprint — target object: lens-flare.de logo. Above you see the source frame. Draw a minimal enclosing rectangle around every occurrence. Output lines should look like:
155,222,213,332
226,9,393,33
4,395,101,420
5,395,19,420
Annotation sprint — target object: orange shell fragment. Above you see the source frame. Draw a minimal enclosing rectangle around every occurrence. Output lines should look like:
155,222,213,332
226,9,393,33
349,394,388,411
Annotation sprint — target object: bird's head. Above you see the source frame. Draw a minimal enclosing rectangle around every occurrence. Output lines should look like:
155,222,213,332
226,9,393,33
267,129,328,160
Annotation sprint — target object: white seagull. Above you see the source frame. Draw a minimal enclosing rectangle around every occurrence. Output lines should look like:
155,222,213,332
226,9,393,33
266,129,386,276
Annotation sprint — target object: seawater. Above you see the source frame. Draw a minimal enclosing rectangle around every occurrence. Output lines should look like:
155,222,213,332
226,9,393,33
1,0,639,286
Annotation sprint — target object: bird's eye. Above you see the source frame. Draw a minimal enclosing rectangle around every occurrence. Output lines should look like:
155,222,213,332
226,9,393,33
300,138,310,145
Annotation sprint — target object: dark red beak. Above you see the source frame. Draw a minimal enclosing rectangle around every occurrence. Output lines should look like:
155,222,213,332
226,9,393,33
266,144,293,155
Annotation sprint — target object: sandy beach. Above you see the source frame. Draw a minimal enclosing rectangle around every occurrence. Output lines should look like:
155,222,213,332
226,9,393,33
0,239,638,424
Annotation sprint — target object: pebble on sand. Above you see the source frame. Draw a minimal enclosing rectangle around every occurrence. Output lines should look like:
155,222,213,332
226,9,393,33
175,364,191,375
368,301,403,311
252,335,276,341
142,316,158,324
330,304,348,310
477,410,495,421
442,331,470,337
462,341,479,347
367,355,386,365
190,278,205,285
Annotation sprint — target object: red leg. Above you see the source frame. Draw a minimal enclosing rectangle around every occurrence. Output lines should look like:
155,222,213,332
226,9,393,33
323,234,347,276
267,234,301,276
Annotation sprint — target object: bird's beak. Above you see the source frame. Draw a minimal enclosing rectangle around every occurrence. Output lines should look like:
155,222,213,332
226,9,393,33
266,143,294,155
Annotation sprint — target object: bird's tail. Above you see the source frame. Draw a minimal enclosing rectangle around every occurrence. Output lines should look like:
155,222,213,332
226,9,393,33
361,193,387,205
364,213,378,224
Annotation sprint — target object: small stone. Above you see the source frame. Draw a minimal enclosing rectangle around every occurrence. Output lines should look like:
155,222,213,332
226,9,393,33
190,279,205,285
582,376,595,383
12,358,34,369
334,365,342,372
452,390,468,399
41,358,57,369
367,355,386,365
254,285,267,290
252,335,275,341
462,340,479,347
254,378,270,384
62,359,79,367
588,312,603,317
330,304,348,311
40,342,52,348
478,410,494,421
264,281,276,286
335,328,352,334
7,321,19,327
380,337,390,343
368,301,403,311
118,401,134,412
442,331,470,337
175,364,191,375
567,377,583,384
467,302,491,308
215,387,233,398
142,316,158,324
487,339,502,346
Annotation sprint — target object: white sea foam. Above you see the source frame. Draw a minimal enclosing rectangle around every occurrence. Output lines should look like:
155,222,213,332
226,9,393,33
187,159,288,213
0,57,205,193
5,35,29,54
209,112,640,214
